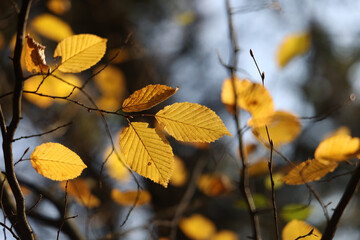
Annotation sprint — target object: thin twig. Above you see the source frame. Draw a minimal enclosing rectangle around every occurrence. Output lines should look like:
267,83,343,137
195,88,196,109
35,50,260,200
57,181,69,240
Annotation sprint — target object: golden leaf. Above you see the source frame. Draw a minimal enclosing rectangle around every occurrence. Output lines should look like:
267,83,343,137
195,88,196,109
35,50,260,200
221,78,274,127
104,146,129,182
197,173,232,196
170,156,188,187
281,159,338,185
212,230,239,240
119,122,174,187
277,32,311,68
179,214,216,240
54,34,107,73
60,179,100,208
314,135,360,161
31,142,87,181
111,189,151,206
47,0,71,15
251,111,301,147
122,84,178,112
24,72,81,108
155,102,231,142
30,14,73,42
282,220,321,240
25,35,50,73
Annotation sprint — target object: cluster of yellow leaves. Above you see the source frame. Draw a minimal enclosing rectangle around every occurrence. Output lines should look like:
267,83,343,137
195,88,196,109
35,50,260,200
282,132,360,185
120,84,231,187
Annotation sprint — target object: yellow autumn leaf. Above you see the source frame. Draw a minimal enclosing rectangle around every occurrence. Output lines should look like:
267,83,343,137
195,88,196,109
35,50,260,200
111,189,151,206
314,135,360,161
221,78,274,127
212,230,239,240
170,156,188,187
25,35,50,73
47,0,71,15
281,159,338,185
119,122,174,187
179,214,216,240
282,220,321,240
155,102,231,142
122,84,178,112
24,72,81,108
54,34,107,73
251,111,301,147
60,179,100,208
31,142,87,181
248,159,269,177
277,32,311,68
30,13,73,42
104,146,129,182
197,173,232,196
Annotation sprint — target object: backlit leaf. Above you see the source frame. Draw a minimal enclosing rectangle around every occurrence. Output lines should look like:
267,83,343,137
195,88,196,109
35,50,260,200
25,35,50,73
54,34,107,73
122,84,178,112
277,32,311,68
221,78,274,127
281,159,338,185
251,111,301,146
282,220,321,240
30,14,73,42
60,179,100,208
111,189,151,206
119,122,174,187
179,214,216,240
31,142,87,181
212,230,239,240
170,156,188,187
281,204,312,222
155,102,231,142
314,135,360,161
104,146,129,182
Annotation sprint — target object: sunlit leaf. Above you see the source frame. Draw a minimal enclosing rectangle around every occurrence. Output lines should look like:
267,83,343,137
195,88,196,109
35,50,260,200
30,14,73,41
122,84,178,112
156,102,231,142
179,214,216,240
282,220,321,240
197,173,232,196
277,32,311,68
24,72,81,108
221,78,274,127
31,142,87,181
25,35,50,73
281,204,312,222
119,122,174,187
314,135,360,161
111,189,151,206
54,34,107,73
251,111,301,146
105,146,129,182
264,172,284,190
60,179,100,208
170,156,188,187
212,230,239,240
281,159,338,185
248,159,269,177
47,0,71,15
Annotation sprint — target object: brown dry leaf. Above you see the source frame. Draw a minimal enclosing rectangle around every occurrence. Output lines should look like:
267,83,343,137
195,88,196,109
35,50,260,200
314,135,360,161
179,214,216,240
111,189,151,206
25,35,50,73
122,84,178,112
60,178,100,208
197,173,232,196
282,220,321,240
170,156,188,187
281,159,338,185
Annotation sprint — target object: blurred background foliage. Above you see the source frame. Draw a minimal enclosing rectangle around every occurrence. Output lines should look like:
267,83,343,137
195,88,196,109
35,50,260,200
1,0,360,239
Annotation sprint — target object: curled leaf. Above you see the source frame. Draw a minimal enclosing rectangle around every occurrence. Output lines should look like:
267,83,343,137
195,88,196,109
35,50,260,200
25,35,50,73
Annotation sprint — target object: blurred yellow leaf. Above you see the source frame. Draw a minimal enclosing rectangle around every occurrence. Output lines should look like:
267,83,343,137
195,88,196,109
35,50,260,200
212,230,238,240
111,189,151,206
281,159,338,185
282,220,321,240
31,14,73,42
221,78,274,127
54,34,107,73
251,111,301,147
175,11,197,26
119,122,174,187
248,159,269,177
179,214,216,240
156,102,231,142
105,146,129,182
170,156,188,187
264,172,284,190
24,72,81,108
277,32,311,68
122,84,178,112
47,0,71,15
314,135,360,161
25,35,50,73
60,179,100,208
198,173,232,196
31,142,87,181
